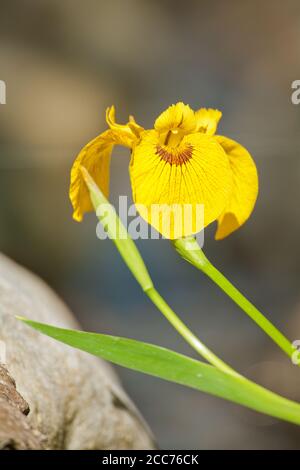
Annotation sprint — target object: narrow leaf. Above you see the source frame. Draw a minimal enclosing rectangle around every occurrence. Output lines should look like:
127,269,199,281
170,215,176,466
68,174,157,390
18,317,300,427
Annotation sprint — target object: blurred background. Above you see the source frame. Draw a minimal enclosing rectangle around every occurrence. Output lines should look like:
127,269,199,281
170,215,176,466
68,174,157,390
1,0,300,449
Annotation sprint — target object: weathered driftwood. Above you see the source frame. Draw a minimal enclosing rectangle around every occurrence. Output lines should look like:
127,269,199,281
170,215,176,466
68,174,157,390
0,254,154,450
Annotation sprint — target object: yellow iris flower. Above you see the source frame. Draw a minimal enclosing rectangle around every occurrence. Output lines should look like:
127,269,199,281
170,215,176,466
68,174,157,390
69,102,258,240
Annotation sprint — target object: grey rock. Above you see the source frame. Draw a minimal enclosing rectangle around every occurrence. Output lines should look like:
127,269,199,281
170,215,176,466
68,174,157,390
0,253,154,450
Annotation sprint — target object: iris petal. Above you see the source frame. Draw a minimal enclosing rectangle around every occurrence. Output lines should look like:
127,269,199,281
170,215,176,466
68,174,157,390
70,129,135,222
154,102,197,134
130,130,232,239
195,108,222,135
215,135,258,240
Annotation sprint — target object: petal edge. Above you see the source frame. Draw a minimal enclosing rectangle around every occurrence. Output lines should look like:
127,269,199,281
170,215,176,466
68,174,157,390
215,135,258,240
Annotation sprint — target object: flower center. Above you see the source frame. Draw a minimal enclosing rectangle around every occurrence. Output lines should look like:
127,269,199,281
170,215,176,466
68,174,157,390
156,143,193,166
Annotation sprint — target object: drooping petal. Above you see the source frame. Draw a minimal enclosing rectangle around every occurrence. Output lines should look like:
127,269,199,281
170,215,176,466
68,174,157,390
154,102,197,134
195,108,222,135
214,135,258,240
130,130,232,239
70,129,135,222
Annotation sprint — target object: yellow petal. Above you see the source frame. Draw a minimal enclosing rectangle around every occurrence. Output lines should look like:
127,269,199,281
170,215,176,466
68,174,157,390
154,102,197,134
130,130,232,239
215,135,258,240
106,105,144,138
70,129,134,222
195,108,222,135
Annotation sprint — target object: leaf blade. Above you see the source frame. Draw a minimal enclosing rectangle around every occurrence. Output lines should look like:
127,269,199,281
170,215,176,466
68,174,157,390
18,317,300,426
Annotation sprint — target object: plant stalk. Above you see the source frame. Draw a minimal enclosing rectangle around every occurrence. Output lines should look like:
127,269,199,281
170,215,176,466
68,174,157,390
173,237,294,361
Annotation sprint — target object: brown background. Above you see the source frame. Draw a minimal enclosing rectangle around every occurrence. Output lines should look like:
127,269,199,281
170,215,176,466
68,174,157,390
1,0,300,449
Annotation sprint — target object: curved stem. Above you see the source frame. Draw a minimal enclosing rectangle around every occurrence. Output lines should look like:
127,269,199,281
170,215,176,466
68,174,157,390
202,260,293,358
145,286,238,376
173,237,294,361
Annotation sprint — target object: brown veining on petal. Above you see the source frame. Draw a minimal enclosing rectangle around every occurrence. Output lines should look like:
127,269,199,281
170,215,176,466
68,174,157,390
156,144,193,166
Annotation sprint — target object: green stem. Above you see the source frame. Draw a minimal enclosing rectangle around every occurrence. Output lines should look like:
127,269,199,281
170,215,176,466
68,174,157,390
173,237,294,360
145,286,238,376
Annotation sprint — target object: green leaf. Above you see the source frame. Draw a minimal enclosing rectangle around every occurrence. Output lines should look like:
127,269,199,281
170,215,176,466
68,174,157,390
18,317,300,426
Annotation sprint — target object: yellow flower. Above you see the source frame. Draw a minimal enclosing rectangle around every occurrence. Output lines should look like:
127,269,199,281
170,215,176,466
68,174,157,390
69,102,258,240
